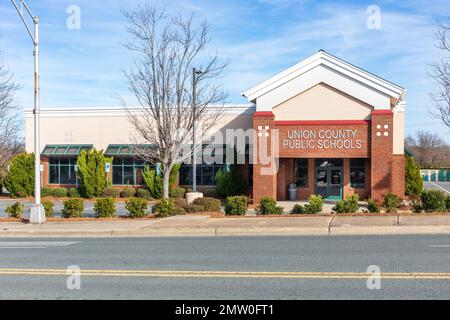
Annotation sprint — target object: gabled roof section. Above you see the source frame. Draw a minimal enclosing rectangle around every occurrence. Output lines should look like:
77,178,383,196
241,50,405,104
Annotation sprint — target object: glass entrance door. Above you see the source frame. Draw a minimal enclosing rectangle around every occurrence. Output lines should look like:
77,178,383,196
315,167,343,200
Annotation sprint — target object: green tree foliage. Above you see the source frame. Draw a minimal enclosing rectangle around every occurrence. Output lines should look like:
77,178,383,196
215,165,245,198
77,149,112,198
143,164,180,199
405,156,423,197
4,153,35,198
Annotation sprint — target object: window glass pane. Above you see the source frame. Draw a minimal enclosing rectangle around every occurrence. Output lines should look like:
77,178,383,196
295,159,308,188
202,165,214,186
59,166,70,184
123,166,134,185
59,158,69,165
119,147,130,154
70,164,77,184
113,158,122,165
350,159,365,188
113,166,122,185
49,158,59,165
49,165,59,184
122,158,133,165
135,167,144,186
179,166,191,185
107,147,120,154
315,159,343,167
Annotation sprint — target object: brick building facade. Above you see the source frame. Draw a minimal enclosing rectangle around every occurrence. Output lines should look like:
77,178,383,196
26,51,406,203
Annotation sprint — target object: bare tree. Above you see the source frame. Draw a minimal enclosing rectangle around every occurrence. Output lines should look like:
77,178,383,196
121,6,228,199
0,61,21,184
430,17,450,128
405,131,450,168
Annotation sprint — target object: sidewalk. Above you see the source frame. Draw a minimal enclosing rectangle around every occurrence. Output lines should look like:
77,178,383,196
2,214,450,237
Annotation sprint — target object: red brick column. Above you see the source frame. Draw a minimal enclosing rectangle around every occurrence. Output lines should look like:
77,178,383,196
392,155,405,198
370,110,394,201
276,158,286,200
253,111,277,204
41,156,49,187
343,158,352,198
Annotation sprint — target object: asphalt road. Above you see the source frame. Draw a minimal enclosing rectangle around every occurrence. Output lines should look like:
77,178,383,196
1,235,450,299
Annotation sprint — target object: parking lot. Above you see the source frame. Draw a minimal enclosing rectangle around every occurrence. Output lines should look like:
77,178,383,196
423,181,450,194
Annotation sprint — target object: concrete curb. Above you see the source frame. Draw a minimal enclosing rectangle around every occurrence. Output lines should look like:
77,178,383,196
1,225,450,237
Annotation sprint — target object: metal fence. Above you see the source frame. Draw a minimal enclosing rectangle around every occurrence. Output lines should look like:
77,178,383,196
421,169,450,182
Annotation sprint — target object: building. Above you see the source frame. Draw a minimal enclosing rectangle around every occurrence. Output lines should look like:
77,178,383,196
25,51,406,202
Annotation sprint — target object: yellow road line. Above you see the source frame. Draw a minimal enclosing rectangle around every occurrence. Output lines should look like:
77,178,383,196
0,268,450,279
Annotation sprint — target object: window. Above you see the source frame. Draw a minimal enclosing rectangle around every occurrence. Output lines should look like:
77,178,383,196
48,157,77,185
294,159,309,188
315,158,343,167
179,164,226,186
350,159,366,189
112,158,149,186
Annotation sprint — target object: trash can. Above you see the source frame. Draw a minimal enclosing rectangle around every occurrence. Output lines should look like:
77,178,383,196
288,183,298,201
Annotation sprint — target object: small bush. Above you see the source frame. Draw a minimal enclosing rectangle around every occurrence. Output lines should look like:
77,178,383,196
290,204,305,214
94,198,116,218
184,204,206,213
332,194,359,213
367,198,381,213
170,187,186,198
256,197,283,215
62,199,84,218
4,153,35,198
121,186,136,198
193,197,221,212
42,200,54,218
215,166,245,198
304,195,324,214
41,187,53,197
125,197,148,218
52,187,68,198
421,190,447,213
172,206,186,216
383,192,401,213
446,196,450,212
103,187,121,198
67,188,80,198
5,202,23,218
152,198,174,217
136,188,153,200
225,196,248,216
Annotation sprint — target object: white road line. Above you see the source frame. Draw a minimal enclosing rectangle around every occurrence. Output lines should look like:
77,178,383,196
430,245,450,248
0,241,79,248
0,247,46,249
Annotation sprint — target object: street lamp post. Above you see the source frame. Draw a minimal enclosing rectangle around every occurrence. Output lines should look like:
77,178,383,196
11,0,45,223
192,68,202,193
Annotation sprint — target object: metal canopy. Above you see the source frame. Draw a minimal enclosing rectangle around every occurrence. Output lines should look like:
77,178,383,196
104,144,155,156
42,144,93,156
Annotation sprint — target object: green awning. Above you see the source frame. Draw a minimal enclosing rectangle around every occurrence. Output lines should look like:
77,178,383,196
42,144,93,156
104,144,155,156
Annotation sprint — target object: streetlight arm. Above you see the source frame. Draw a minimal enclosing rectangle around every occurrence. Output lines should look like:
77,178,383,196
10,0,36,43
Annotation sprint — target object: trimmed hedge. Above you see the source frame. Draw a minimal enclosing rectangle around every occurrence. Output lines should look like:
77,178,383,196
169,187,186,199
41,187,53,197
125,197,148,218
290,204,305,214
367,198,381,213
94,198,117,218
67,188,80,198
4,153,35,198
192,197,221,212
42,200,54,218
52,187,68,198
256,197,283,215
333,194,359,213
136,188,153,200
304,195,324,214
421,190,447,213
5,202,23,218
383,192,401,213
62,199,84,218
152,199,174,217
121,186,136,198
225,196,248,215
103,187,121,198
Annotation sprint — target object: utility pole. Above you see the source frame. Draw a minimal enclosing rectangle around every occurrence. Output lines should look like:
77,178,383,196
192,68,202,193
11,0,45,223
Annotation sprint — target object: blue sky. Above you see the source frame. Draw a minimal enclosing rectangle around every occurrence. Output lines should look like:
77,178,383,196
0,0,449,141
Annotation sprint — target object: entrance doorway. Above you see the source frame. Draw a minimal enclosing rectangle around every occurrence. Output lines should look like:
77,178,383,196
315,159,343,200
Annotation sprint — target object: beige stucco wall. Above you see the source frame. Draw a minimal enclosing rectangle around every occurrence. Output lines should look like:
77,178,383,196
25,107,254,153
272,83,373,121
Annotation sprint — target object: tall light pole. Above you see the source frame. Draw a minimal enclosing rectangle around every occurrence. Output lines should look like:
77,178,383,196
192,68,202,193
11,0,45,223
